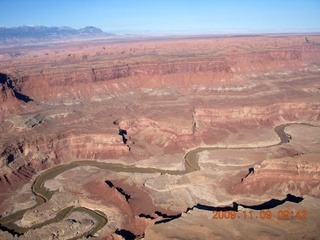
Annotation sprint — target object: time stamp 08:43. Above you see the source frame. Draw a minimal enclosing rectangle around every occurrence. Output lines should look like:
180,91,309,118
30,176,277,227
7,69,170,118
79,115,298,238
212,210,307,220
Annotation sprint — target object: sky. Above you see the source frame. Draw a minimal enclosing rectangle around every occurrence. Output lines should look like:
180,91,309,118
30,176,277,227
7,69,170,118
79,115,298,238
0,0,319,34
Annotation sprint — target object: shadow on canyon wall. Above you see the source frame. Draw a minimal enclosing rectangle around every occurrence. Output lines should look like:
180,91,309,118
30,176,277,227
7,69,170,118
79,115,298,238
105,180,131,202
185,194,303,213
0,72,33,103
115,229,136,240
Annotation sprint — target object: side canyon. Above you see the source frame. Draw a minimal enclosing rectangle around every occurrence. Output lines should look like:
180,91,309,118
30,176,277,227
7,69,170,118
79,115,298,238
0,34,320,239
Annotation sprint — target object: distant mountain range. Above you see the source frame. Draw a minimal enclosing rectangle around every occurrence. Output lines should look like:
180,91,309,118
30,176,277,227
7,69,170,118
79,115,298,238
0,25,113,38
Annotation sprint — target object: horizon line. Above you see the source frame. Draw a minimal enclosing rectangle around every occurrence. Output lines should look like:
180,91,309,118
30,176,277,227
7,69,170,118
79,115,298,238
1,25,320,36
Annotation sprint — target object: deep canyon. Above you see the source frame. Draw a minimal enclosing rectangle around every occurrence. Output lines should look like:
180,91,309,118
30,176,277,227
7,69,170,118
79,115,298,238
0,34,320,239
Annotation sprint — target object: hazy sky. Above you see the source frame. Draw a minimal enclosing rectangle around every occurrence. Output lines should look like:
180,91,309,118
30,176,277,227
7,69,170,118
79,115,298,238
1,0,319,33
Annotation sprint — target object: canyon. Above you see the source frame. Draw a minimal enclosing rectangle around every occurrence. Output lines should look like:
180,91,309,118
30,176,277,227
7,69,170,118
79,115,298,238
0,34,320,239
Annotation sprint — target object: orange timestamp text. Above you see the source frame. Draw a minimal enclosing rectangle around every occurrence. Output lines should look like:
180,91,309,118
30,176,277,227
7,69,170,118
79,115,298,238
212,210,307,220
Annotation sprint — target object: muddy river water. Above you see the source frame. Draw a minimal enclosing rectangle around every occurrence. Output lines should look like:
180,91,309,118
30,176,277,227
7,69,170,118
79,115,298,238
0,123,314,237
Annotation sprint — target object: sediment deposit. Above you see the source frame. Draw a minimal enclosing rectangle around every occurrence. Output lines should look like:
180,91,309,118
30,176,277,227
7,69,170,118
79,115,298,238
0,34,320,239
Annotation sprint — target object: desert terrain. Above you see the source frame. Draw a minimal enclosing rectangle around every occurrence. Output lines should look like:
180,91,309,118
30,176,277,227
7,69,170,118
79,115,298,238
0,34,320,239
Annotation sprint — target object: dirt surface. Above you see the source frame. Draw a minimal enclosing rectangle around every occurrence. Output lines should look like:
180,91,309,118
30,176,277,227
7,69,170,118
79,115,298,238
0,34,320,239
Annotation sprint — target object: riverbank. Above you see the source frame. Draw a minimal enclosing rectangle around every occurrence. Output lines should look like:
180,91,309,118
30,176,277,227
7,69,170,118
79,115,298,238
0,122,318,238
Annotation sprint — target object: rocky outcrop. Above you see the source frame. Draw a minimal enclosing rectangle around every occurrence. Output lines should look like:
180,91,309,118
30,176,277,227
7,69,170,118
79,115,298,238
1,35,320,239
0,72,34,119
0,73,20,115
195,103,320,127
0,132,132,191
0,73,32,102
0,73,16,102
3,42,319,103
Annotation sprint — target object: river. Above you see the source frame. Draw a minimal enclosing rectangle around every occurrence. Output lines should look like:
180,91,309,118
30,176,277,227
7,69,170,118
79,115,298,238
0,123,315,237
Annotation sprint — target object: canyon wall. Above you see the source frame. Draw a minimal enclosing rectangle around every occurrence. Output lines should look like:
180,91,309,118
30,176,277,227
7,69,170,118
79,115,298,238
1,35,320,202
1,37,319,104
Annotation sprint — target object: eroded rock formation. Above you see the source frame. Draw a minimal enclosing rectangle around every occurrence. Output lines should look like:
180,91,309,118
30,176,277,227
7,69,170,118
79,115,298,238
0,34,320,239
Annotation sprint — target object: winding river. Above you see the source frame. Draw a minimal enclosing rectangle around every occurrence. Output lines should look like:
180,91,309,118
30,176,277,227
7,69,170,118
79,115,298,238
0,123,315,238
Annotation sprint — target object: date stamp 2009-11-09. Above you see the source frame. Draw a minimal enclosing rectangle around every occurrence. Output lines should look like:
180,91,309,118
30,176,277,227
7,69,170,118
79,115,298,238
212,210,307,220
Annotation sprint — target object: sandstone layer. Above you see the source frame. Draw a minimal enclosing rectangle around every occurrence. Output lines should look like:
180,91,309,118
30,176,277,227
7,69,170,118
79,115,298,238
0,34,320,239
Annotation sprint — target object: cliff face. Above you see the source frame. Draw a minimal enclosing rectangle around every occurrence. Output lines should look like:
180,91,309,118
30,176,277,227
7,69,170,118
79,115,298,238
1,36,320,188
0,73,17,105
195,103,320,126
27,50,298,80
42,49,301,84
0,133,133,193
1,36,320,239
1,34,320,240
3,42,318,104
